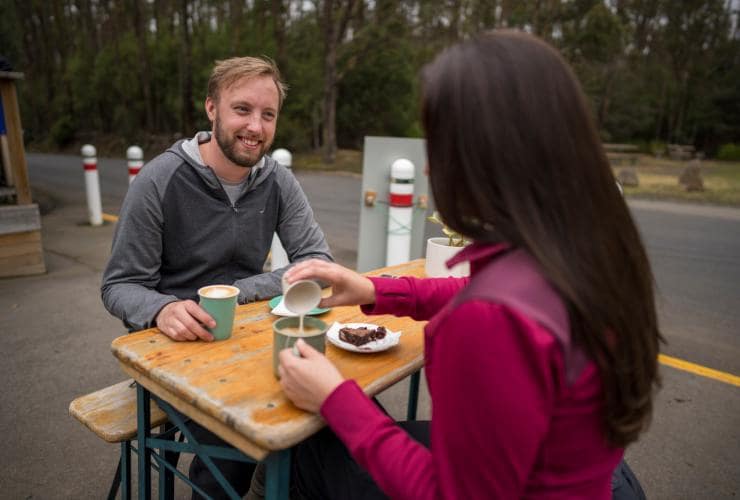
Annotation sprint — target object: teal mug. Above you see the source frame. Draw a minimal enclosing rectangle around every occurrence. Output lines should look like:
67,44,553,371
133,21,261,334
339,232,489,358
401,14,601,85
272,316,328,378
197,285,240,340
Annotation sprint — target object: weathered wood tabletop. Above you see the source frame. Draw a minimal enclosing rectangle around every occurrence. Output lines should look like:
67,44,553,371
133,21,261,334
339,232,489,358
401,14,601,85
111,259,427,460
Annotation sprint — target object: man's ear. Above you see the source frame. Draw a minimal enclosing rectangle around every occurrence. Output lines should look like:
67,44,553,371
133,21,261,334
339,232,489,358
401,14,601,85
205,97,216,122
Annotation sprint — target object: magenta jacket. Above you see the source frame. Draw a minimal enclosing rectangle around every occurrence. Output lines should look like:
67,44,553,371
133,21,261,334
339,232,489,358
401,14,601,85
320,242,623,499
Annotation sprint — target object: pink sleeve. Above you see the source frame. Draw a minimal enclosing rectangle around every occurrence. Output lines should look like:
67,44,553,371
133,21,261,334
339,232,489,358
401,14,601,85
321,301,559,499
360,276,468,321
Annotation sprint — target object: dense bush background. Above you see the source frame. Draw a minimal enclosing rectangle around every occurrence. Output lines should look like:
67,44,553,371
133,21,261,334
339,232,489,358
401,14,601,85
1,1,738,160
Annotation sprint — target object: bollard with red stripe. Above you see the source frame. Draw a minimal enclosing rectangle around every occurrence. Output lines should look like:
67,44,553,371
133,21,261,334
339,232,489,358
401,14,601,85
81,144,103,226
269,148,293,271
386,158,415,266
126,145,143,184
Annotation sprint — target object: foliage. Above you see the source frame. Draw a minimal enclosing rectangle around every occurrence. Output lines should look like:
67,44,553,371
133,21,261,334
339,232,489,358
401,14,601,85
337,15,419,148
717,144,740,162
5,0,739,159
49,116,76,147
427,212,466,247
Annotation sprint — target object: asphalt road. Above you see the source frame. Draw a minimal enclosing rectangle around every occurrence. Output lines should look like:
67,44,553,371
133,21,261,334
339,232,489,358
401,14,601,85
16,152,740,498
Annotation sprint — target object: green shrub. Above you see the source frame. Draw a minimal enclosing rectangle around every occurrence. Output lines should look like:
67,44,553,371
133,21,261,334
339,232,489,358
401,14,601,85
649,140,667,157
717,143,740,161
50,116,76,147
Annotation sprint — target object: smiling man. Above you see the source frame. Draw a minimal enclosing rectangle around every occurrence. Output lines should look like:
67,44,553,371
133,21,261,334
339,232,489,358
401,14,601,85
101,56,332,499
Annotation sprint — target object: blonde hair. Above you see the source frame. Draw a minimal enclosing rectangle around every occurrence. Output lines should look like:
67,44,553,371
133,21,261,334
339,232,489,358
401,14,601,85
207,56,288,108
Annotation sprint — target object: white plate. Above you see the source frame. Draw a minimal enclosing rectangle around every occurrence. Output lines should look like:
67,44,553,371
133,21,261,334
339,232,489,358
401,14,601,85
326,322,401,353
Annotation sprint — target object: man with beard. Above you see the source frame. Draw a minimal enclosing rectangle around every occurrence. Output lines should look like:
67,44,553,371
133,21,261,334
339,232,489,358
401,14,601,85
101,57,332,498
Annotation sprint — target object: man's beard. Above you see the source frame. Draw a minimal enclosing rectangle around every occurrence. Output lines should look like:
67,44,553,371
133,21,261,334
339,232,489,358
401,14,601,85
213,116,269,169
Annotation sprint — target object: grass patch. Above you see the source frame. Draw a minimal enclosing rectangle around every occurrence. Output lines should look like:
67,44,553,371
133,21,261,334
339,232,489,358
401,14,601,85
615,156,740,207
292,149,363,174
292,149,740,207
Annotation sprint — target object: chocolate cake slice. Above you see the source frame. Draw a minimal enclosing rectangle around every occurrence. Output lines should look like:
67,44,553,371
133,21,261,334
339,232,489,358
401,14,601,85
339,325,387,347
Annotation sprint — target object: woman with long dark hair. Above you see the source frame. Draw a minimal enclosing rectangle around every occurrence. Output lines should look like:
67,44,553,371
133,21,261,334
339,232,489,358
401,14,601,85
272,30,661,499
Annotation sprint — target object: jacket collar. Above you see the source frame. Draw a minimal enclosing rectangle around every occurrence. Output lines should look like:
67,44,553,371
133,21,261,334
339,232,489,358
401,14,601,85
169,132,276,193
447,241,512,274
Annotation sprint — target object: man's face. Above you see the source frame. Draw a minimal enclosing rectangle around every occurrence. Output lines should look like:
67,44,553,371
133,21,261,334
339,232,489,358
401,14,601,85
205,75,279,169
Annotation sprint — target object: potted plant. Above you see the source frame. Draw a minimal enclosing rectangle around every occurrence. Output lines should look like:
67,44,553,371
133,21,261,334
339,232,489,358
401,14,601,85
425,212,470,277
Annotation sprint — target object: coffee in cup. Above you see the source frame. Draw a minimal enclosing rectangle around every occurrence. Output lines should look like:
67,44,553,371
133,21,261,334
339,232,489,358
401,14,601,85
272,316,328,378
197,284,239,340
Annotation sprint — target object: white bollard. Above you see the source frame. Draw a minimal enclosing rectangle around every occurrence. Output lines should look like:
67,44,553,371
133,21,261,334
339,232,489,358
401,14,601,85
81,144,103,226
271,148,292,168
126,145,144,184
386,158,415,266
270,233,289,271
270,148,293,271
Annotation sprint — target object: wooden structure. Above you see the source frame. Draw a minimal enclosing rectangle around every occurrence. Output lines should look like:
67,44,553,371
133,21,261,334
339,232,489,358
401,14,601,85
69,380,168,499
0,71,45,277
110,259,427,498
668,144,696,161
603,143,640,167
70,379,168,444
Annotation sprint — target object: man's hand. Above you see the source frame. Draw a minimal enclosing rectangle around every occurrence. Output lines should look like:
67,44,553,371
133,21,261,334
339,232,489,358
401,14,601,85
278,339,344,413
155,300,215,342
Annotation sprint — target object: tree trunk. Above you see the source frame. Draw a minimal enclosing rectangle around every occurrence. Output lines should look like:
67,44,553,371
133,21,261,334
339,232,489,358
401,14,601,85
598,62,619,128
449,0,461,43
498,0,513,27
654,80,666,142
271,0,287,68
320,0,338,163
230,0,244,53
132,0,155,131
179,0,194,134
34,8,56,106
320,0,357,164
76,0,99,53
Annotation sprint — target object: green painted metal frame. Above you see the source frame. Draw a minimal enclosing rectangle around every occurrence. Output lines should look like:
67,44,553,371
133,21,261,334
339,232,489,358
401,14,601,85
407,370,421,421
135,384,292,500
132,368,422,499
106,441,132,500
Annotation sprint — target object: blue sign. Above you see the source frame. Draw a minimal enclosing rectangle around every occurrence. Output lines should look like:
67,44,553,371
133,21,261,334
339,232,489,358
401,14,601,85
0,98,6,135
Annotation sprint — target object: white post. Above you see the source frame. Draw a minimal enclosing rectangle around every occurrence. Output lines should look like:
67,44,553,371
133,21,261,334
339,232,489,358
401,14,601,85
81,144,103,226
271,148,292,168
386,158,415,266
270,148,293,271
126,145,144,184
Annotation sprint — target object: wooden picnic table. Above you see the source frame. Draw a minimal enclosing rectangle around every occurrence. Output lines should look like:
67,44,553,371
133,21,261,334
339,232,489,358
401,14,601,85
111,259,428,499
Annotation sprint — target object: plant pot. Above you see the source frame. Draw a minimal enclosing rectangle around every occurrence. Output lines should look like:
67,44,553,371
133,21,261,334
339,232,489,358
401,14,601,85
424,237,470,278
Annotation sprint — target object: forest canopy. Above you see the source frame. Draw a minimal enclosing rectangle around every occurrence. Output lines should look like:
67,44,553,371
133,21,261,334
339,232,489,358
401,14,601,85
2,0,739,160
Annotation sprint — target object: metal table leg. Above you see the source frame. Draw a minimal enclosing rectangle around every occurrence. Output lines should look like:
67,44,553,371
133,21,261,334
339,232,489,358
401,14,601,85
407,369,420,421
264,450,291,500
136,385,152,500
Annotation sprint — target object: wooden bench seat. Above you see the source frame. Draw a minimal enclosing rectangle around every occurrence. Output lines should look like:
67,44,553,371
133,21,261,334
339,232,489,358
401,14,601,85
668,144,695,161
604,143,640,166
69,379,168,442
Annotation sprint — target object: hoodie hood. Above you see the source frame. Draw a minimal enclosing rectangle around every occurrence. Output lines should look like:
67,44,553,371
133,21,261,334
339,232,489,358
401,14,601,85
167,131,278,193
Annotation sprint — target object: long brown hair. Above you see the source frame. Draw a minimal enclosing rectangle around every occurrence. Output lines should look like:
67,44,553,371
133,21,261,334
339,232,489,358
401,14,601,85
422,31,662,447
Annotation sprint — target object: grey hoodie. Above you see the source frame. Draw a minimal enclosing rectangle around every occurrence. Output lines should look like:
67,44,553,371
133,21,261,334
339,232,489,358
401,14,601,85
101,134,333,331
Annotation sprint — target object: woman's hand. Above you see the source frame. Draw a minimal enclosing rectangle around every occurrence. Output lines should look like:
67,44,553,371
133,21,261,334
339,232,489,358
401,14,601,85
278,339,345,413
284,259,376,308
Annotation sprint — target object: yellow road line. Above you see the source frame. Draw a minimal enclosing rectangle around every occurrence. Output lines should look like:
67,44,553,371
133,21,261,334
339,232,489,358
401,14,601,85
659,354,740,387
102,213,119,222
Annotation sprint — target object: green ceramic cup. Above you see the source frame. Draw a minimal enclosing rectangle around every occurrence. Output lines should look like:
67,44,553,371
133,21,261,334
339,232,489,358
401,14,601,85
272,316,328,378
197,285,240,341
